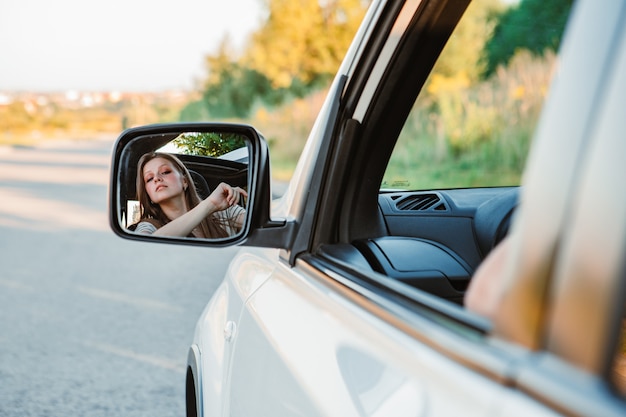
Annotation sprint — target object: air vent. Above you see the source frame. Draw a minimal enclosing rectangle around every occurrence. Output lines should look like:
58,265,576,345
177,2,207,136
395,193,446,211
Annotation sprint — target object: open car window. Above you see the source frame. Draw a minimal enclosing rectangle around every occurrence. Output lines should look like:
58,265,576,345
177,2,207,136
382,0,569,191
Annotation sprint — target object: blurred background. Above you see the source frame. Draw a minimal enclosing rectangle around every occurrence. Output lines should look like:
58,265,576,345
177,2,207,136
1,0,571,183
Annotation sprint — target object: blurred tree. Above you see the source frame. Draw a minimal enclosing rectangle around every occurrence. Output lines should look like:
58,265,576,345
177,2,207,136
199,37,274,118
427,0,503,95
482,0,573,77
179,100,211,121
245,0,368,90
203,62,273,118
197,0,369,119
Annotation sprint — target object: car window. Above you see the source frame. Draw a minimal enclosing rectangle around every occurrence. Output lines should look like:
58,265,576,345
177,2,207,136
381,0,571,190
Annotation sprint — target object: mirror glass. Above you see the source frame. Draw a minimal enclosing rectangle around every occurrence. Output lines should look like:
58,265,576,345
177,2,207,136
115,128,251,242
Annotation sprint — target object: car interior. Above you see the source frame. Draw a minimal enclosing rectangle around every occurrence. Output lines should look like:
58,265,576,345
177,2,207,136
318,187,519,305
366,188,518,302
308,0,528,309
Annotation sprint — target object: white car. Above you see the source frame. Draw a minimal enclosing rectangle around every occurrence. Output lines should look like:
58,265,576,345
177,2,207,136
109,0,626,416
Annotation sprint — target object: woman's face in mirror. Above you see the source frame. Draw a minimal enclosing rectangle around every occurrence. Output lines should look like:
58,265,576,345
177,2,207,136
142,157,187,206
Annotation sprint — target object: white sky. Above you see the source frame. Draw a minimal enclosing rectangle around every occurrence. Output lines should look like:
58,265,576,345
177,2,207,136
0,0,263,92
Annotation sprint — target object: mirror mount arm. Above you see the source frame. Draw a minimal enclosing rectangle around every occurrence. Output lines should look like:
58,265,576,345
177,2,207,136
244,130,298,249
243,218,297,248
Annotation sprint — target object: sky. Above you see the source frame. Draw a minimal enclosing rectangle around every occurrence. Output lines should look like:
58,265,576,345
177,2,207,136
0,0,264,92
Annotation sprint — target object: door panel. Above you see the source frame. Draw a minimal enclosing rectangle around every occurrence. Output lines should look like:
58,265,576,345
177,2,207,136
227,259,509,417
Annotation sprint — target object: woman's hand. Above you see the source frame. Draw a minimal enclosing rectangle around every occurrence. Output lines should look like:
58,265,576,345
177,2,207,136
206,182,248,212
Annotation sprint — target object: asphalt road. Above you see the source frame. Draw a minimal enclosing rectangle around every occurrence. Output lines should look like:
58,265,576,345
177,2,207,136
0,138,240,416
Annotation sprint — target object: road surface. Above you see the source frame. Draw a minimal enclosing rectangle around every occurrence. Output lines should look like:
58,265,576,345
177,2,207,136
0,138,239,416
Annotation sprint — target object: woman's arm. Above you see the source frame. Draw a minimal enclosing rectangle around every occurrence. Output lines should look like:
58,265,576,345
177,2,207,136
153,183,247,237
464,236,511,317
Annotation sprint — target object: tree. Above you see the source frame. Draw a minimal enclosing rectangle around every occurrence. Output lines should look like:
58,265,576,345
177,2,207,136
199,38,260,119
179,100,211,122
245,0,368,90
482,0,573,77
202,62,268,119
427,0,503,95
196,0,368,119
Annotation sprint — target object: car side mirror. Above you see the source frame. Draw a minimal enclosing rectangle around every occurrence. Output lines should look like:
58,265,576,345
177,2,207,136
109,123,288,247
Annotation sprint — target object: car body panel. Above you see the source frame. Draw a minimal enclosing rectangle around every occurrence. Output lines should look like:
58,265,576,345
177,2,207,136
190,246,280,416
229,257,499,417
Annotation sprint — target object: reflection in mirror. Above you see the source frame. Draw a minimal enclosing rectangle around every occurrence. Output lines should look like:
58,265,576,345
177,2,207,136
117,129,250,242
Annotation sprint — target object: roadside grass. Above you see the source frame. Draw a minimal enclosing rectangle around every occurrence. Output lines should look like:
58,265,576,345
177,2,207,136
257,50,554,188
383,51,552,189
0,129,116,147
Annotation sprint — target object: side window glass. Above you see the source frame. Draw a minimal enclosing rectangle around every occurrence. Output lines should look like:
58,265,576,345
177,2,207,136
382,0,571,190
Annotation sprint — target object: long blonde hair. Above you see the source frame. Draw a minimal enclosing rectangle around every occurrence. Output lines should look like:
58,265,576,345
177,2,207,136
135,152,234,238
